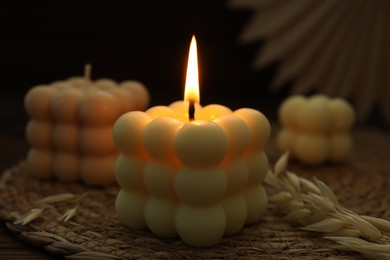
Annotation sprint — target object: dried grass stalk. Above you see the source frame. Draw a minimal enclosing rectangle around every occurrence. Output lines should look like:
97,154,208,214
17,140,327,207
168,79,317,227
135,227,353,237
266,152,390,259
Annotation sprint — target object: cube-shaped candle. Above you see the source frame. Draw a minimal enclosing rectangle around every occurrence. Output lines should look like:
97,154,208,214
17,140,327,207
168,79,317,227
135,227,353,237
277,95,355,165
113,36,270,247
113,104,270,247
24,74,149,186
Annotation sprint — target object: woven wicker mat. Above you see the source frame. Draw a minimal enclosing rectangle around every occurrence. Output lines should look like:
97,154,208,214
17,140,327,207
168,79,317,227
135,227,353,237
0,127,389,260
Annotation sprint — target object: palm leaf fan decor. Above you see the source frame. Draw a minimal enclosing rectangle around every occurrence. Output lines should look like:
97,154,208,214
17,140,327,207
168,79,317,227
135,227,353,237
229,0,390,125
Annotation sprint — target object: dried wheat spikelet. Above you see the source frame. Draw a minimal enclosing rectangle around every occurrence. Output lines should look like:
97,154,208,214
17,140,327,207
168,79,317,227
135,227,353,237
265,152,390,259
38,193,78,204
13,193,87,226
58,206,78,222
14,208,44,225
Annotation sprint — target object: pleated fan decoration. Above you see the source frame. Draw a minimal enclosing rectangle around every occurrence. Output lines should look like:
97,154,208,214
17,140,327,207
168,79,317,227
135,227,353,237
229,0,390,125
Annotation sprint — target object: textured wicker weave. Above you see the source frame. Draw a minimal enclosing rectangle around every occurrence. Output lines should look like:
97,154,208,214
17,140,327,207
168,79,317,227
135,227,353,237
0,127,389,259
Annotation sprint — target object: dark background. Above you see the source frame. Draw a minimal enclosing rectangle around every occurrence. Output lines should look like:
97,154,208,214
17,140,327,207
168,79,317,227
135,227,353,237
0,0,386,143
0,0,286,137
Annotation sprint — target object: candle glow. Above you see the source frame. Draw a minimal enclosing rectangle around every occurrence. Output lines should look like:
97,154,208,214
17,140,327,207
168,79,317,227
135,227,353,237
184,35,200,105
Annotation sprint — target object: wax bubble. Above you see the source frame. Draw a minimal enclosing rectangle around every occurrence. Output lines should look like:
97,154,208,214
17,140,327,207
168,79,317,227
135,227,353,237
66,77,88,88
329,98,356,132
26,149,53,179
214,115,251,160
278,95,306,129
243,184,268,224
53,153,80,182
175,204,226,247
146,106,177,119
80,126,116,155
223,160,249,195
175,167,227,205
112,111,151,155
247,151,269,184
120,80,150,111
277,129,297,155
234,108,270,152
222,195,247,235
94,78,117,90
115,155,146,191
144,161,177,197
196,104,232,120
26,120,52,149
51,89,83,123
145,198,177,238
174,120,228,166
169,101,202,122
297,98,331,134
110,88,137,113
143,117,183,161
115,190,147,229
24,85,56,120
295,134,329,165
52,124,79,152
79,91,121,126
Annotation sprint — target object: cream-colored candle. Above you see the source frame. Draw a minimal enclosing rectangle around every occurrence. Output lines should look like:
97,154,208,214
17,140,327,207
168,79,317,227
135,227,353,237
24,65,150,186
113,36,270,247
277,95,355,165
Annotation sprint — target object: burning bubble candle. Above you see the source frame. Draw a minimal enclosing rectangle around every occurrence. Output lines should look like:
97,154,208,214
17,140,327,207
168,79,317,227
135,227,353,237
24,65,150,186
113,36,270,247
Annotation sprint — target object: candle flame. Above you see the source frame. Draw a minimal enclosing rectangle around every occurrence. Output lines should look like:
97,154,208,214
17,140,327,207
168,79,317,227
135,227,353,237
184,35,200,104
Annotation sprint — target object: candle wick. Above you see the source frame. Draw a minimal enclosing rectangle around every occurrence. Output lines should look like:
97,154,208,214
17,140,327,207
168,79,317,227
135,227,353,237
84,63,92,88
189,99,195,121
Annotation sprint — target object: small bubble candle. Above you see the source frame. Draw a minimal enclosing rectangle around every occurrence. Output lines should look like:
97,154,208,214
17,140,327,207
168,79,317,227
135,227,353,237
24,65,150,186
113,36,270,247
277,95,356,165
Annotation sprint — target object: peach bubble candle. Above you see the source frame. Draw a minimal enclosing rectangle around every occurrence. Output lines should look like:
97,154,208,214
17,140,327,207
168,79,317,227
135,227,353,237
113,36,271,247
24,65,150,186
